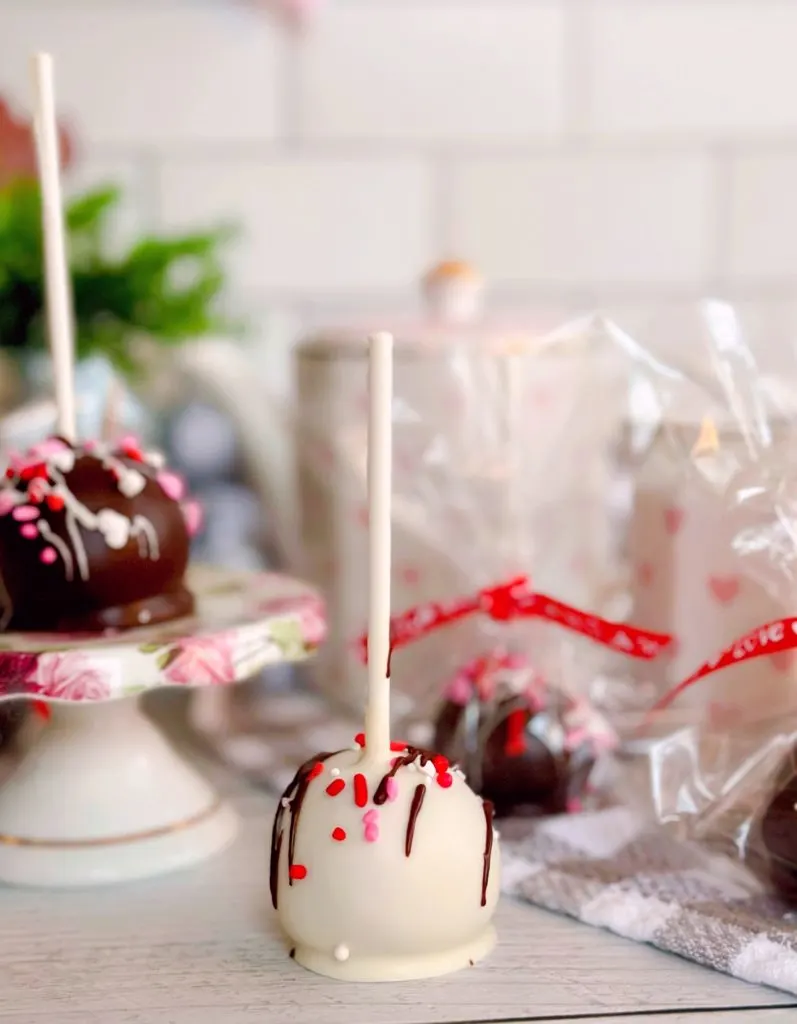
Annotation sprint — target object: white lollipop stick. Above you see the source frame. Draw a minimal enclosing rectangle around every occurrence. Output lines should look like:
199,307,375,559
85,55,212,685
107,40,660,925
30,52,77,442
363,332,393,760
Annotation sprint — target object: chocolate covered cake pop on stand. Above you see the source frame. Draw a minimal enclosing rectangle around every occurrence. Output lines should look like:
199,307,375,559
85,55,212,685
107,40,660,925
270,333,500,981
0,564,326,888
0,54,327,889
0,435,196,632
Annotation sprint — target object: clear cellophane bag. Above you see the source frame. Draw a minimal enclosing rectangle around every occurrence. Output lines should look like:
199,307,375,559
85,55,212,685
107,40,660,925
296,314,689,815
616,301,797,900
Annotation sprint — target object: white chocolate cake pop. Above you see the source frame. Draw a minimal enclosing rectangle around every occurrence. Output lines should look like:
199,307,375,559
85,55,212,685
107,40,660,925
270,736,499,981
269,333,500,981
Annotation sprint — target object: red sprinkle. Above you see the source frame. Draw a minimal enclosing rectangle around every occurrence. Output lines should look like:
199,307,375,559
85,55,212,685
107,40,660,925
432,754,450,774
390,740,408,752
353,773,368,807
21,463,47,482
325,779,345,797
32,700,51,721
308,762,324,780
4,468,14,479
46,494,65,512
289,864,307,880
354,732,365,747
436,772,453,789
331,827,347,842
504,709,527,758
121,443,143,462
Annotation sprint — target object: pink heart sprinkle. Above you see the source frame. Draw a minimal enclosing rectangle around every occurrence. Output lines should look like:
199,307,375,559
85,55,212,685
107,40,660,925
364,825,379,843
12,505,40,522
663,506,685,535
182,500,203,537
708,575,740,605
386,778,398,802
771,650,795,673
362,809,379,824
40,547,57,565
157,471,185,502
444,674,473,706
20,523,38,539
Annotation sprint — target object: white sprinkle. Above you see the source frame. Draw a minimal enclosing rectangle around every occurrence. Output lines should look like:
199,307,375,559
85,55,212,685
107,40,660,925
350,743,360,751
117,468,146,498
281,798,290,809
493,829,501,840
50,449,75,474
138,609,152,624
330,768,341,777
333,944,350,962
95,508,131,550
145,450,165,470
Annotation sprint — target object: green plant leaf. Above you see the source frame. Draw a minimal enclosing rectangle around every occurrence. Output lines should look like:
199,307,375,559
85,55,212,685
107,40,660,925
0,179,240,371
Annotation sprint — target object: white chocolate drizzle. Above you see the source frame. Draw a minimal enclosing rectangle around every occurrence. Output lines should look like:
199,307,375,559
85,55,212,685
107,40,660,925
0,438,183,584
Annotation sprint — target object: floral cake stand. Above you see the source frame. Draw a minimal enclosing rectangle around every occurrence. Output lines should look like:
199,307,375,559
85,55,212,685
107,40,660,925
0,565,325,888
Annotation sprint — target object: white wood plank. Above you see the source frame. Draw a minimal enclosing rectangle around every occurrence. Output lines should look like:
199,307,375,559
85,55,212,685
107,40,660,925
557,1014,797,1024
1,780,795,1024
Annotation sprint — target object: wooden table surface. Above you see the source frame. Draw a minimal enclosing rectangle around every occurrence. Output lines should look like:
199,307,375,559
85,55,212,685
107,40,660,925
2,751,796,1024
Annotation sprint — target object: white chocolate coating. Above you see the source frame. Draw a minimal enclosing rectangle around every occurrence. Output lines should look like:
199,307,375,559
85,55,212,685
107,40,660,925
270,744,500,981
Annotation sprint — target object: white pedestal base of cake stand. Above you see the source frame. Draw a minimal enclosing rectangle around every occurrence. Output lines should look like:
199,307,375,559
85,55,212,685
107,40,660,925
0,566,326,888
0,698,237,888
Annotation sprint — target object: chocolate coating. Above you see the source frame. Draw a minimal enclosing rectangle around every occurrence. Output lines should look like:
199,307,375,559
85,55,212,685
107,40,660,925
434,696,595,818
0,439,195,632
758,750,797,901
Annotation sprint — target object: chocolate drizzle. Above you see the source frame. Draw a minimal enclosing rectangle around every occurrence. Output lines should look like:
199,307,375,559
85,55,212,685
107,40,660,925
405,784,426,857
269,751,334,909
481,801,494,907
269,744,495,913
373,746,434,805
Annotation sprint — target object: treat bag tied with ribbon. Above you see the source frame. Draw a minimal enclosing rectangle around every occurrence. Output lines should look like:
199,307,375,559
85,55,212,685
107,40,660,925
326,316,681,817
630,300,797,903
296,314,636,728
623,406,797,724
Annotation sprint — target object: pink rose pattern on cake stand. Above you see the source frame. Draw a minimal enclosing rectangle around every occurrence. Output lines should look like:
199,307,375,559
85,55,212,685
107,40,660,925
0,569,326,701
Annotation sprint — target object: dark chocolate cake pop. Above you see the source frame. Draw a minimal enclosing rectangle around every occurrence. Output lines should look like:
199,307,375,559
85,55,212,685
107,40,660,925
0,436,202,632
433,652,615,818
758,747,797,901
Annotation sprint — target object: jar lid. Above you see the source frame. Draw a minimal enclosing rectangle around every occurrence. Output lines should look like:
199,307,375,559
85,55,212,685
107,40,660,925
298,260,569,358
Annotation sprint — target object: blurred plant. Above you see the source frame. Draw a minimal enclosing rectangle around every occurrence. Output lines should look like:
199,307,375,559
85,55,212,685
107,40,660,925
0,179,238,377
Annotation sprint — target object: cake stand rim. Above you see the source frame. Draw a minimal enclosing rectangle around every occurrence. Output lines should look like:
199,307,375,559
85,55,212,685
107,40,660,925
0,564,326,704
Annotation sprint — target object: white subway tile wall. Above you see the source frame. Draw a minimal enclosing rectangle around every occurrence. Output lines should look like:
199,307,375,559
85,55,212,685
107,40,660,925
1,0,797,364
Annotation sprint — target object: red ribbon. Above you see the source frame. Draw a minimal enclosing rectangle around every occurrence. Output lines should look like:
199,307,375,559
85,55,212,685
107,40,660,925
652,616,797,714
356,575,672,663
